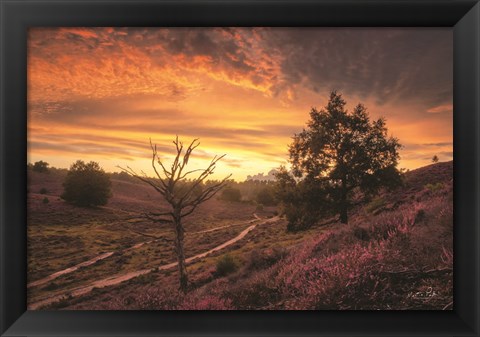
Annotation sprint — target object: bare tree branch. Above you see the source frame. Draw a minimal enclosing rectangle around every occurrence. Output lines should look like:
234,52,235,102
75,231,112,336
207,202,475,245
116,165,166,195
181,174,232,217
119,136,230,292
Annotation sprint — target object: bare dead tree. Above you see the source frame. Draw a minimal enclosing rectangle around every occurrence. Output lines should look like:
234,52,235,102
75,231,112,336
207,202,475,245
118,137,231,292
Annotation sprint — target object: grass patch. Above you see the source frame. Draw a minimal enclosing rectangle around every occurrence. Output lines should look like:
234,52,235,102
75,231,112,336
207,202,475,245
365,196,386,214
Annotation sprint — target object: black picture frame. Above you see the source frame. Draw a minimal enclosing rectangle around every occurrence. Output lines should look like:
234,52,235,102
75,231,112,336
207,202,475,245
1,0,479,336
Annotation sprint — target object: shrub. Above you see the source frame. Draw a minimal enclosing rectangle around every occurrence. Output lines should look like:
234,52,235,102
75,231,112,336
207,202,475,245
220,187,242,202
255,204,264,212
274,210,420,309
414,209,426,224
247,246,288,271
425,182,443,192
215,254,238,277
111,287,233,310
39,187,48,194
226,269,280,309
42,197,49,204
284,204,320,232
255,187,276,206
179,294,233,310
61,160,112,207
353,226,370,241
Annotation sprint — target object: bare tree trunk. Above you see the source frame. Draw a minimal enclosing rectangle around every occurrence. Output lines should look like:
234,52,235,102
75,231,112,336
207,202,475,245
340,176,348,224
119,137,231,292
173,213,188,292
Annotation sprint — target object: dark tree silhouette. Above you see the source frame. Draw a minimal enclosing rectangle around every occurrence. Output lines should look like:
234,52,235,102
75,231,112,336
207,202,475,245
275,166,332,231
61,160,112,207
432,155,439,163
32,160,49,173
284,91,402,225
255,186,276,206
119,137,231,292
221,186,242,202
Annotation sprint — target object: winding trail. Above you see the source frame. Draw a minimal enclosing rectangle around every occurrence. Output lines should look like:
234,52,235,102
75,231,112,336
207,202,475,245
27,241,153,289
27,252,115,289
27,216,259,289
28,215,279,309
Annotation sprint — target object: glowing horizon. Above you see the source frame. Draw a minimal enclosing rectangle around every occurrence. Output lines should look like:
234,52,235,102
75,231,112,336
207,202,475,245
28,28,453,181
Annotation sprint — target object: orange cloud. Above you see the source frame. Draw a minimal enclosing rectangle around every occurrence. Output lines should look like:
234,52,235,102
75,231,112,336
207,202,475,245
427,104,453,114
27,28,453,180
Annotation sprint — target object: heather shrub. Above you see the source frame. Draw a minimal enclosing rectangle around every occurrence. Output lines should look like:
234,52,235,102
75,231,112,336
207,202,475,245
368,205,417,242
42,197,49,204
247,245,288,271
179,294,233,310
215,254,238,277
414,209,426,224
133,288,182,309
224,268,281,309
270,210,420,309
103,286,232,310
353,226,370,241
189,269,215,288
39,187,48,194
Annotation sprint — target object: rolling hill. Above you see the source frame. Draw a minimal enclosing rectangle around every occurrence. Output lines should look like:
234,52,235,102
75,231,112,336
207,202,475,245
27,161,453,310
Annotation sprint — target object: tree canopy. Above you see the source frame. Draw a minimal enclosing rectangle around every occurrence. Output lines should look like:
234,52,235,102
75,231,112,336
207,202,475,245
61,160,112,207
32,160,49,173
278,91,402,228
221,186,242,202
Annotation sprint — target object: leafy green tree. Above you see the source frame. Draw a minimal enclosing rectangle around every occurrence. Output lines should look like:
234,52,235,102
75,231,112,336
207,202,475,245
285,91,402,225
61,160,112,207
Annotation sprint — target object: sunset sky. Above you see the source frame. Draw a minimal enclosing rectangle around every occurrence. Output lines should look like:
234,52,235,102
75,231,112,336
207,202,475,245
28,27,453,181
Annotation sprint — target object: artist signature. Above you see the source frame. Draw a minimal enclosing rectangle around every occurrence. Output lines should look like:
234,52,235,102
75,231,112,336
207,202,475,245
407,287,440,300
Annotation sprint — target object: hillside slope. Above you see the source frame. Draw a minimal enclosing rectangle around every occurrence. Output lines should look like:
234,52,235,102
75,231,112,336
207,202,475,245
39,161,454,310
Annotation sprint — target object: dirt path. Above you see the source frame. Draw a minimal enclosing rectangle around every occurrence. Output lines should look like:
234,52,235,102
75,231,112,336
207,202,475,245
27,241,153,289
28,216,258,289
189,217,258,234
28,215,279,310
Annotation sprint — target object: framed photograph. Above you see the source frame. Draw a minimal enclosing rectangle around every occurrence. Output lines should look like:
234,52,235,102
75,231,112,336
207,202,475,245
1,0,479,336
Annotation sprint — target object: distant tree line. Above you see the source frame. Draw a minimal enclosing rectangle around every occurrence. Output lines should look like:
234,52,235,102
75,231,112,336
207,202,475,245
219,180,278,206
28,159,112,207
